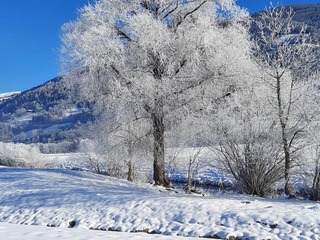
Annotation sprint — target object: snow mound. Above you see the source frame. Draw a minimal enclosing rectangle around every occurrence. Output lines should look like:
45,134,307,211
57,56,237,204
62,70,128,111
0,167,319,239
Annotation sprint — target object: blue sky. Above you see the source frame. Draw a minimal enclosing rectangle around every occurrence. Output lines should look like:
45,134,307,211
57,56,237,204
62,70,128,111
0,0,90,93
237,0,320,13
0,0,319,93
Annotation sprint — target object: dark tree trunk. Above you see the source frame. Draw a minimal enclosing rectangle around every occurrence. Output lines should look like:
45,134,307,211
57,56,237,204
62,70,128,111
276,73,291,196
283,142,291,195
127,142,135,182
312,163,320,200
152,99,169,187
127,124,135,182
127,162,134,182
185,158,193,193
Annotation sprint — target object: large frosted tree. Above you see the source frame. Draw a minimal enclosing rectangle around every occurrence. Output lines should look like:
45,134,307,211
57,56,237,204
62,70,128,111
61,0,250,186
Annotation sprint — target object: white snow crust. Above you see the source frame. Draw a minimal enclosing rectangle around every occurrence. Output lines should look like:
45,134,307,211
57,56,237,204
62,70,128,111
0,222,202,240
0,167,319,239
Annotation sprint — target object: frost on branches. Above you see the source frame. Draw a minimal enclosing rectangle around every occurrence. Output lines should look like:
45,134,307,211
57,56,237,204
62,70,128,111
61,0,252,186
252,6,320,195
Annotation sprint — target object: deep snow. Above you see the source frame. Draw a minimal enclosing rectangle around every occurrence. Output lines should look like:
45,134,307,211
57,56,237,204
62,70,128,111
0,167,320,239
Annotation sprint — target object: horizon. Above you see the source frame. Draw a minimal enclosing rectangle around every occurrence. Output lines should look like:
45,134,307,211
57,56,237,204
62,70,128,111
0,0,319,93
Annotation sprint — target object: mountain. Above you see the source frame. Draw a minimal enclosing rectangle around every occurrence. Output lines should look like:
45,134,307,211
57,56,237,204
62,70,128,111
288,4,320,31
0,92,20,103
0,77,94,145
251,4,320,41
250,4,320,75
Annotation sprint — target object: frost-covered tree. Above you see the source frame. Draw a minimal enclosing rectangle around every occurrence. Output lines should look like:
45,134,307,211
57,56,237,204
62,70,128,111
298,83,320,200
253,6,319,195
303,128,320,200
61,0,250,186
0,142,42,168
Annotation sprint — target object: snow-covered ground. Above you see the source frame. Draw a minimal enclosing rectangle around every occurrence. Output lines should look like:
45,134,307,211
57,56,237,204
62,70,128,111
0,167,320,239
166,147,233,188
0,222,202,240
38,147,233,188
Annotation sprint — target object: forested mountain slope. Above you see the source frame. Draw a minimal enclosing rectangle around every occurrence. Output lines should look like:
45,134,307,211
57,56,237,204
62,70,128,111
0,77,94,144
289,4,320,30
252,4,320,40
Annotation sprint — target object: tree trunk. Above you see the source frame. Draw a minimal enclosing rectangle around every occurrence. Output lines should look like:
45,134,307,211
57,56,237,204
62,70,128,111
312,162,320,200
127,162,134,182
127,124,135,182
152,100,169,187
185,158,193,193
283,142,291,195
127,142,135,181
276,74,291,195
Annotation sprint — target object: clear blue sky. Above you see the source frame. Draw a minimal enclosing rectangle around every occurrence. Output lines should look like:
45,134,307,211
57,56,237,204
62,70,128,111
0,0,319,93
0,0,91,93
237,0,320,13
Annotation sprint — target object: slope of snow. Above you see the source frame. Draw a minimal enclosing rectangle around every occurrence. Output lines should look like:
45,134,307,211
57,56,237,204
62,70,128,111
0,92,20,101
0,167,320,239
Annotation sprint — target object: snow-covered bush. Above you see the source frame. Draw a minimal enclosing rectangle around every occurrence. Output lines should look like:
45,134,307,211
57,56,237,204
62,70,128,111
215,76,284,197
76,138,150,181
0,142,43,168
218,135,283,197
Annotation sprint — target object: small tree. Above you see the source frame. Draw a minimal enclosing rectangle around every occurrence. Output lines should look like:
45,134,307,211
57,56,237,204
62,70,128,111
77,139,107,174
107,119,152,182
303,110,320,200
252,6,319,195
183,146,204,193
86,109,152,181
166,116,207,192
310,145,320,201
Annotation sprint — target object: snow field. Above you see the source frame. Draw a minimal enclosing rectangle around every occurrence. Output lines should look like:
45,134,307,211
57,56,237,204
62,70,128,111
0,167,320,239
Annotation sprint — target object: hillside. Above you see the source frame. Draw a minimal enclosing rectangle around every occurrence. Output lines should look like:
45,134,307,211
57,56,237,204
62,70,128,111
0,92,20,103
251,4,320,41
289,4,320,30
0,77,94,145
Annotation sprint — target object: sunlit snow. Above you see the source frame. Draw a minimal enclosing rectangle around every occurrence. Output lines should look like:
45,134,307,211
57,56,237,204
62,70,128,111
0,167,319,239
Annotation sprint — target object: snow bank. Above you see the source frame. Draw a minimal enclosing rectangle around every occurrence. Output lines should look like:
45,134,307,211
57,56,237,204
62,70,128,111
0,167,319,239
